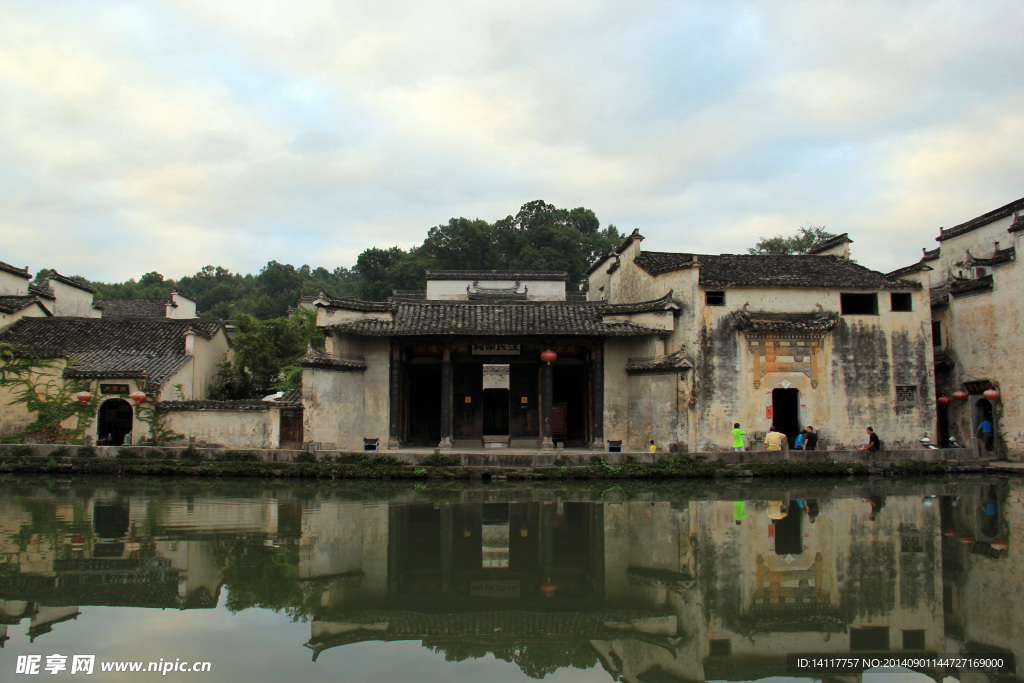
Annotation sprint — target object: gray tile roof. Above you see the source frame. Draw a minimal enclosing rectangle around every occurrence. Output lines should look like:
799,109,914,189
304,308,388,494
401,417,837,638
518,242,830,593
963,246,1016,267
157,400,270,411
297,348,368,371
804,232,852,254
326,300,665,338
0,296,46,315
732,310,839,332
94,298,169,318
426,270,568,281
950,275,993,298
634,252,921,290
315,294,391,312
48,272,95,293
62,350,192,389
625,349,693,374
0,261,31,279
930,283,950,307
937,196,1024,241
921,247,940,261
0,318,224,356
885,262,931,279
603,291,679,314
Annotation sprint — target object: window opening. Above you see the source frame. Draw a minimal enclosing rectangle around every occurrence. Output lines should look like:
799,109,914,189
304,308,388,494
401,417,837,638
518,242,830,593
840,293,878,315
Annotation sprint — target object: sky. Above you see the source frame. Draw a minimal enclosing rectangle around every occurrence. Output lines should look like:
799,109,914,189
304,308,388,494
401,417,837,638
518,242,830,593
1,0,1022,283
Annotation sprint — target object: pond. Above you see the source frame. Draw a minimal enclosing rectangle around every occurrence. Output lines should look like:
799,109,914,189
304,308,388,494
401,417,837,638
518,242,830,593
0,475,1020,682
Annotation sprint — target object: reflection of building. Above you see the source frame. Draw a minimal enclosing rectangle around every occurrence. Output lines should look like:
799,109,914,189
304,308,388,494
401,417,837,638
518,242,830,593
0,483,1021,681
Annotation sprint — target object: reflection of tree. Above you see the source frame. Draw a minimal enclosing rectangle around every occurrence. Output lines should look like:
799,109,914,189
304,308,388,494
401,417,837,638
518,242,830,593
215,541,312,621
427,640,598,679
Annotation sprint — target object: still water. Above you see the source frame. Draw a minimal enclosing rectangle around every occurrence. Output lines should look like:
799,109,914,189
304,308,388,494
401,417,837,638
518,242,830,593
0,475,1020,682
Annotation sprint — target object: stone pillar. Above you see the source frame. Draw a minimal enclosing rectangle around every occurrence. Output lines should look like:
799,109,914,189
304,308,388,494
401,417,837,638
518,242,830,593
439,343,454,450
541,359,554,450
591,344,604,450
387,344,401,449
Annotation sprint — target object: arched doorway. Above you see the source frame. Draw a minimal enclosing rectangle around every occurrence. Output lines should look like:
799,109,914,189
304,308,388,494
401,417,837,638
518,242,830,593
97,398,134,446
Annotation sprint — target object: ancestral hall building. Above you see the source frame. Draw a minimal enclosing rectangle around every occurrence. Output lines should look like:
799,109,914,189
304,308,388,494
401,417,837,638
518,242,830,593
301,231,935,452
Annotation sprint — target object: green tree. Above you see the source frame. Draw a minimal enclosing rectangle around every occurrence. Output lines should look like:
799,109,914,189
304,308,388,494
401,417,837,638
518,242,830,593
747,225,838,255
209,309,324,399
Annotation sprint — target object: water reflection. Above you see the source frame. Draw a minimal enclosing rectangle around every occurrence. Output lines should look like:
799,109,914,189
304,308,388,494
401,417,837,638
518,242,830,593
0,477,1019,682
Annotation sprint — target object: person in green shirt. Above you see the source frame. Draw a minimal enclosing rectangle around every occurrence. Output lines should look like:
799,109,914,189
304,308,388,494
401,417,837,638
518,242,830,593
732,423,747,451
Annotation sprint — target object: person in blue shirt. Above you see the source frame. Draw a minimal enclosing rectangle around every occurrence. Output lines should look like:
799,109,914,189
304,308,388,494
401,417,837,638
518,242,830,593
793,430,806,450
976,419,994,451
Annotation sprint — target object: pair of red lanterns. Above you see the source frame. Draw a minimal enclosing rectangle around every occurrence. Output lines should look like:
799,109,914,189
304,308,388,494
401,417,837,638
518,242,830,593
937,388,1000,406
75,390,146,406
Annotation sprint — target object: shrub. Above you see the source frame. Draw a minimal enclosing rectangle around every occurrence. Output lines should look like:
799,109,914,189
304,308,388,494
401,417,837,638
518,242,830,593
11,445,34,458
180,446,204,462
215,450,262,462
421,453,461,467
48,447,70,459
552,455,573,466
293,452,317,464
146,449,168,460
76,445,96,458
117,448,140,460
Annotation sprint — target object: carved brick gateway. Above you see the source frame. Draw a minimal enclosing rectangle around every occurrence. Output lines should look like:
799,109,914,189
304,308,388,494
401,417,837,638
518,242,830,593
732,310,839,389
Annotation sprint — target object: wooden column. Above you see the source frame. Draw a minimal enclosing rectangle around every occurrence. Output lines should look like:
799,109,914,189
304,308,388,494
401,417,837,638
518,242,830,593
439,343,454,450
387,343,401,449
591,344,604,450
541,358,554,450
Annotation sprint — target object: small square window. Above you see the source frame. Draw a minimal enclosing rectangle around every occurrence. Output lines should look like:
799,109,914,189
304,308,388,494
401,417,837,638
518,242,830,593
896,385,917,403
902,630,926,650
891,292,912,311
840,293,878,315
705,291,725,306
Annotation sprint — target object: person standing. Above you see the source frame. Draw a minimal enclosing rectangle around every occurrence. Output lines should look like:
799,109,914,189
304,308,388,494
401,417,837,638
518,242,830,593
860,427,881,451
976,419,994,451
765,426,786,451
649,439,657,453
731,423,747,452
803,426,818,451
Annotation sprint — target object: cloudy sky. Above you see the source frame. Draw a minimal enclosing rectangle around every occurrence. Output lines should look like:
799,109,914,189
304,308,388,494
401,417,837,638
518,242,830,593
1,0,1022,283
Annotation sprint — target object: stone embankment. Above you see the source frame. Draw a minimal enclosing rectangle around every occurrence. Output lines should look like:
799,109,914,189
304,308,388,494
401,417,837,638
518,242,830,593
0,444,995,480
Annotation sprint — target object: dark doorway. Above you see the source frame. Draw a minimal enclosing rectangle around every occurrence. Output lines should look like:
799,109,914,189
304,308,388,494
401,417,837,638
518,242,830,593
937,402,950,447
93,502,130,539
97,398,134,446
482,389,509,435
406,361,442,445
974,398,994,451
553,363,587,445
773,506,803,555
771,388,800,446
279,409,303,449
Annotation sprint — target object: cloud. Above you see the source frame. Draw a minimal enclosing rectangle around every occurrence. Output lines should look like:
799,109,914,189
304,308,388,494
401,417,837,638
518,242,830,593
0,0,1022,281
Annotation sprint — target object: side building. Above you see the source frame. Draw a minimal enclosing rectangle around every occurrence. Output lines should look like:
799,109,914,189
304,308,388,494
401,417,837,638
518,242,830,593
587,231,934,451
900,196,1023,459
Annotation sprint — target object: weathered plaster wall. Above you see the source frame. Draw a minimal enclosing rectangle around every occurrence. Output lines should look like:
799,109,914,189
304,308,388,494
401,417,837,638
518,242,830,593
0,269,30,296
46,280,100,318
427,279,565,301
162,409,272,449
167,293,197,319
187,331,230,400
934,227,1023,459
0,303,49,331
304,335,389,450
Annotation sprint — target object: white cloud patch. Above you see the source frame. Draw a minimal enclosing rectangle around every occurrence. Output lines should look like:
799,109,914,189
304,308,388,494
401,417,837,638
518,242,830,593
0,0,1022,281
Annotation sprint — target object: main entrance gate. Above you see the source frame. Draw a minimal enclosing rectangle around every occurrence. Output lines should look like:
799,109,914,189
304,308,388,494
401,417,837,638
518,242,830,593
391,340,603,449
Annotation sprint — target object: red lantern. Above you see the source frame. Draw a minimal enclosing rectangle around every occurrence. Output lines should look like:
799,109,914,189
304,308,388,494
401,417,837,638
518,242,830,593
76,391,93,406
942,527,958,538
983,389,1000,401
937,396,952,407
129,390,147,406
540,350,558,365
540,580,558,598
959,534,974,545
952,390,968,402
990,538,1008,551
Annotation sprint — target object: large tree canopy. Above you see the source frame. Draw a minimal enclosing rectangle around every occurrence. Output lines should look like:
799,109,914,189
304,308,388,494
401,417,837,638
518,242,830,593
746,225,838,255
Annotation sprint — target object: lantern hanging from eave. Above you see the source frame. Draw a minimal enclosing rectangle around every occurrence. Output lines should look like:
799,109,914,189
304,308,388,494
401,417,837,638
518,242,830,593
959,533,974,545
990,538,1008,551
129,390,147,406
75,391,93,406
952,390,968,402
942,527,958,538
937,396,952,407
540,350,558,365
983,388,1000,401
540,579,558,598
